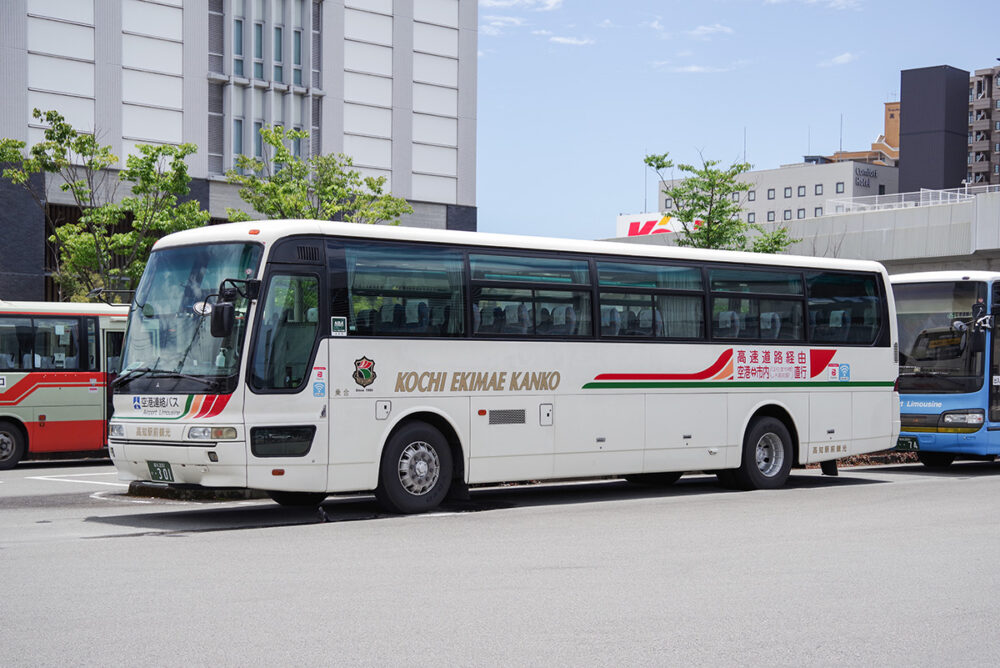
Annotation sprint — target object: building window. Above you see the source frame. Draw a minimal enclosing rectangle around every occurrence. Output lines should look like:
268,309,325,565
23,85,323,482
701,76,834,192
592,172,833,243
254,121,263,157
995,143,1000,153
234,19,245,76
797,185,805,197
664,198,673,209
731,193,739,203
253,23,264,78
835,181,844,194
767,211,775,222
784,187,792,198
797,208,805,219
995,164,999,175
783,209,791,221
814,207,823,217
274,26,284,82
814,184,823,196
996,99,1000,110
995,121,1000,131
233,118,244,164
767,188,775,200
748,190,756,202
747,212,755,223
969,132,974,144
293,30,303,85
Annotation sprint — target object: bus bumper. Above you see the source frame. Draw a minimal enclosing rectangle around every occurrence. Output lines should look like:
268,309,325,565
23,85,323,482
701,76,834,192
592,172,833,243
109,440,248,487
895,430,994,456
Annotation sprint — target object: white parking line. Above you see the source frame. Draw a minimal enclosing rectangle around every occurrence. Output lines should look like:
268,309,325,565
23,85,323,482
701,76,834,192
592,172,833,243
26,473,130,488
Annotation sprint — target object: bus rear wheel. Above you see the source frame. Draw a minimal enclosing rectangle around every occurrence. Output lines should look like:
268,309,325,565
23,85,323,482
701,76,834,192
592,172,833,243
0,421,25,470
268,491,328,507
732,417,793,490
917,452,955,469
376,422,453,514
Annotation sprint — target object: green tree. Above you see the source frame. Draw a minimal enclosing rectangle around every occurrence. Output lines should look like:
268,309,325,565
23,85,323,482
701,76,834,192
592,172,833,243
225,125,413,224
644,153,797,253
0,109,208,299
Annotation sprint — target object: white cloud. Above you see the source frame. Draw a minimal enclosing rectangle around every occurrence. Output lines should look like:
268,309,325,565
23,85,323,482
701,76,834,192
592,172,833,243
532,29,553,35
672,64,730,73
664,59,750,74
598,19,615,28
819,51,858,66
764,0,862,9
480,15,525,36
550,36,594,46
479,0,564,10
687,23,734,39
646,18,665,32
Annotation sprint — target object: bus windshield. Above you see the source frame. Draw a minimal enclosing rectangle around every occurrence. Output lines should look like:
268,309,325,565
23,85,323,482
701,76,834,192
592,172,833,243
118,242,262,393
895,281,986,394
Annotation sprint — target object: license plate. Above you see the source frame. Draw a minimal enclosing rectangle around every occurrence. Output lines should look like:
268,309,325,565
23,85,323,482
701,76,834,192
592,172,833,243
896,436,919,451
147,461,174,482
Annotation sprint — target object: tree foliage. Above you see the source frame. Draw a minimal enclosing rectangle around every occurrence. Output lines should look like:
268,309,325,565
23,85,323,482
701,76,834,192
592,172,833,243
0,109,208,299
225,125,413,224
644,152,797,254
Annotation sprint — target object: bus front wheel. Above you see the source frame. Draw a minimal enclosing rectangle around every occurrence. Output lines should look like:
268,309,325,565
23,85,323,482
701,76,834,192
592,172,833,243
376,422,453,514
917,452,955,469
732,417,793,490
0,421,25,470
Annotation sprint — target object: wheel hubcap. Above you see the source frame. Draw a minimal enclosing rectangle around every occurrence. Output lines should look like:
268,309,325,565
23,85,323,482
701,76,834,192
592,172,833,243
397,441,440,496
0,431,13,460
755,432,784,477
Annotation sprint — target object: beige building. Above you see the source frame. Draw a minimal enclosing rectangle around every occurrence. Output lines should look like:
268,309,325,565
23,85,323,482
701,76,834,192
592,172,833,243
969,65,1000,185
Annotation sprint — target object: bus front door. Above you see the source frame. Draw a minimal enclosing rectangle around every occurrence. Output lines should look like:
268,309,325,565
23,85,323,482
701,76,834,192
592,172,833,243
242,270,330,493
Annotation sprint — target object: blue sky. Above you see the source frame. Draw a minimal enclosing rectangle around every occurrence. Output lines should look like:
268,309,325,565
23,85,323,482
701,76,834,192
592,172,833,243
475,0,1000,240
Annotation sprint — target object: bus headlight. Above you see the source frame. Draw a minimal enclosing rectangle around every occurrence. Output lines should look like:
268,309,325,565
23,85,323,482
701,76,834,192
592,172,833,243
109,423,125,438
188,426,238,440
939,410,985,430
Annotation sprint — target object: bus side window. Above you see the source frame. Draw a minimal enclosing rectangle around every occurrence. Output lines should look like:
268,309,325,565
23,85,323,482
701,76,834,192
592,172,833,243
106,330,124,375
250,274,320,391
0,317,31,369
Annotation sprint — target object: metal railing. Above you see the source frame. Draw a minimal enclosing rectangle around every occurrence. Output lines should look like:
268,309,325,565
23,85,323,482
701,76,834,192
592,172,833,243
825,188,979,214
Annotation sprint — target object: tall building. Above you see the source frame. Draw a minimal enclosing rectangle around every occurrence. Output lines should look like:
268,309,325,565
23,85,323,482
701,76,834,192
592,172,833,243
969,64,1000,186
898,65,968,192
0,0,478,300
819,102,899,167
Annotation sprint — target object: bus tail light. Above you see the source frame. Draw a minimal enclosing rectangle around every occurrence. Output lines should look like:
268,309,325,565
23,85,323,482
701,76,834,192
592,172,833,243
893,377,899,393
272,469,285,476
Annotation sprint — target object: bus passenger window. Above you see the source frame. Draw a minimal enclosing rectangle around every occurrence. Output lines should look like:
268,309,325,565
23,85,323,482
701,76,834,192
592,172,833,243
250,274,320,390
0,317,32,370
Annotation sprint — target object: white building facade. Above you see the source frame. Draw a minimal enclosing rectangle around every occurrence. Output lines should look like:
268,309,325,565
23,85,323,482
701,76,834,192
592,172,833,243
0,0,478,298
617,161,898,239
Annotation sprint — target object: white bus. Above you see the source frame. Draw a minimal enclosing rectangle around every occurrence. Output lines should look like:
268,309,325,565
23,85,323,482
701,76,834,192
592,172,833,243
109,220,900,512
1,300,128,468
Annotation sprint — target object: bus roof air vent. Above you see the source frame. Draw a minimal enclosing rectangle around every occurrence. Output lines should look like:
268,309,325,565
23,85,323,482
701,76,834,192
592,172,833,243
297,245,322,262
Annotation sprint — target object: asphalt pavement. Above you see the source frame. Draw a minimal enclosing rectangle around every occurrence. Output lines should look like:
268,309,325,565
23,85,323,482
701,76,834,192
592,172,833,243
2,460,999,666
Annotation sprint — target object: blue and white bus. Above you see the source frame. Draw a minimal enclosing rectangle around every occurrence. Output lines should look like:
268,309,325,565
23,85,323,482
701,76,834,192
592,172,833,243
893,271,998,467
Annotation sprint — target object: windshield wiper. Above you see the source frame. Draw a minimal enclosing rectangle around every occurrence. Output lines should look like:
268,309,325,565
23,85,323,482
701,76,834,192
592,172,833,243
110,366,156,389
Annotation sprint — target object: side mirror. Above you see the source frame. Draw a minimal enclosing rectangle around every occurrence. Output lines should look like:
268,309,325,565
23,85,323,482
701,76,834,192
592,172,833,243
211,302,235,338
